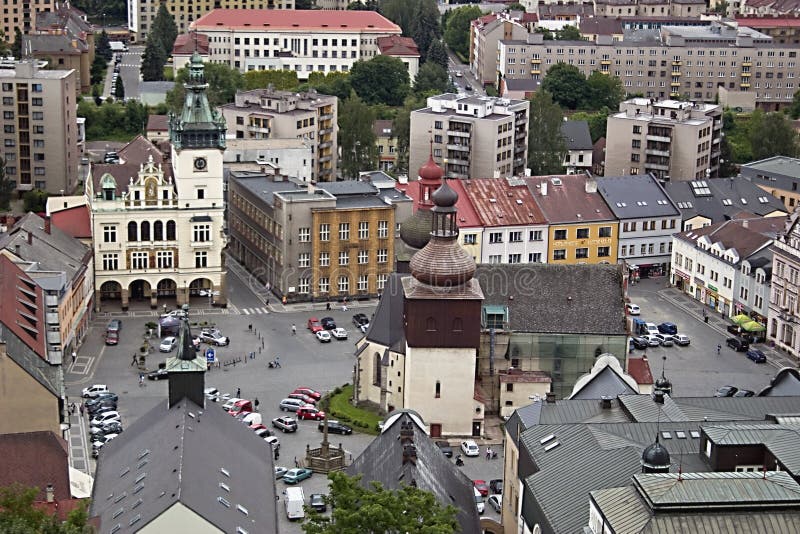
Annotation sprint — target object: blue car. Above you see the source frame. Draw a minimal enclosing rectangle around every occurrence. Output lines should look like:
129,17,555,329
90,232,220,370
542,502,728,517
746,348,766,363
658,322,678,335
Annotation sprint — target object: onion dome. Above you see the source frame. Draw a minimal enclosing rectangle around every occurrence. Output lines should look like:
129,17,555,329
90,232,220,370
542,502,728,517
399,209,434,250
654,375,673,394
432,180,458,208
418,155,444,184
641,438,671,473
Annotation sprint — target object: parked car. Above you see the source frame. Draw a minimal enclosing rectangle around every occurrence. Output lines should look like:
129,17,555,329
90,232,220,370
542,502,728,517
473,480,489,497
673,334,691,346
318,420,353,435
489,479,503,495
161,309,188,319
103,152,120,163
255,427,274,438
631,337,649,350
106,319,122,333
204,387,220,401
488,494,502,513
222,398,243,411
626,303,641,315
228,400,253,417
159,336,178,352
746,348,767,363
653,334,674,347
104,331,119,346
91,433,119,457
461,440,480,457
436,441,454,457
307,317,323,333
264,436,281,451
272,416,299,433
464,83,473,91
309,493,327,512
90,411,121,426
353,313,369,327
296,406,326,421
315,330,332,343
714,385,738,397
641,335,661,347
288,393,317,406
279,398,308,412
89,421,123,437
331,328,348,340
85,394,118,409
82,384,109,398
657,322,678,335
320,317,336,330
87,403,117,416
275,466,288,479
733,389,755,397
283,467,313,484
199,329,228,346
726,337,749,352
147,368,169,380
727,324,743,335
292,387,322,401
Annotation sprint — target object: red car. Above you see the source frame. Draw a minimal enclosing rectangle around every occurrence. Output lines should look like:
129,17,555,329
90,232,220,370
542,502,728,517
250,423,267,431
292,387,322,401
105,331,119,346
473,480,489,497
307,317,323,333
288,393,317,405
296,406,326,421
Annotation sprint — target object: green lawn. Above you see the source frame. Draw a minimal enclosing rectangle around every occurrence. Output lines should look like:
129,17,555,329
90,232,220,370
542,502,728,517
324,384,381,435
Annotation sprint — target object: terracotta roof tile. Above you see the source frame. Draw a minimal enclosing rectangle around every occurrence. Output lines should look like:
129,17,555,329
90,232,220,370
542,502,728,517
193,9,401,33
0,432,70,502
146,114,169,132
172,32,209,55
626,357,654,386
461,177,546,227
526,175,616,224
377,35,420,57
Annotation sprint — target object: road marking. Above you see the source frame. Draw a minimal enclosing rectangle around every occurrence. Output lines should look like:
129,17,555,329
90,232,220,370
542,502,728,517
242,309,251,315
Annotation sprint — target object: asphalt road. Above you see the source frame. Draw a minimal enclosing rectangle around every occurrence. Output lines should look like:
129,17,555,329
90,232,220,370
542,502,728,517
449,52,486,97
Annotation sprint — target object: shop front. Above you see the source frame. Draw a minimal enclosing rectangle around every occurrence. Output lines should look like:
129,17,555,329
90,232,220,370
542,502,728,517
672,268,690,292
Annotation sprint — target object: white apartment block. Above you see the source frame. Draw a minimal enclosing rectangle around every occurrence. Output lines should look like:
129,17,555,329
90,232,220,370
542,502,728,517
768,214,800,358
191,9,402,79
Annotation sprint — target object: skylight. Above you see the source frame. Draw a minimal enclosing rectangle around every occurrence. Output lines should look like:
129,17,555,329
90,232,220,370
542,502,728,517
758,196,770,203
690,180,711,196
544,441,560,452
675,431,686,439
722,199,732,206
661,431,672,439
690,431,700,438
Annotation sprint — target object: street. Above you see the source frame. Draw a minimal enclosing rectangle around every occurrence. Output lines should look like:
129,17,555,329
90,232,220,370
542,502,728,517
102,46,143,101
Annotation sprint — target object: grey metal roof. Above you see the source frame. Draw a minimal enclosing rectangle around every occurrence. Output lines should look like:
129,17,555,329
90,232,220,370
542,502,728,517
2,327,63,398
332,195,389,210
316,180,378,196
474,264,627,335
536,398,633,424
229,172,306,207
560,120,593,151
346,412,481,533
569,365,638,400
741,156,800,192
596,174,680,220
703,424,800,474
759,368,800,397
90,399,277,533
364,273,406,354
673,396,800,422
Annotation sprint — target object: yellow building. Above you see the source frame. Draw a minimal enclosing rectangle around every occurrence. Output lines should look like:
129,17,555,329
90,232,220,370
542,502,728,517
529,175,619,265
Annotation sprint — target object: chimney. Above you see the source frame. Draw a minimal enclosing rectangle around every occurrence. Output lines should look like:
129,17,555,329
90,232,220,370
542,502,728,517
15,244,20,256
27,231,33,245
585,177,597,193
541,181,548,196
742,219,749,229
600,395,612,409
545,391,556,403
45,484,54,503
653,389,665,404
402,444,418,465
44,216,51,234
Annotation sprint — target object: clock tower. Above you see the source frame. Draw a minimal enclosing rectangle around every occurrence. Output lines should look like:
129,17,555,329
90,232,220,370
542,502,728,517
168,51,228,306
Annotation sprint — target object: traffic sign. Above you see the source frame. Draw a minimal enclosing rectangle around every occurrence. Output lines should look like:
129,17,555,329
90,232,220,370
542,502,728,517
206,348,215,363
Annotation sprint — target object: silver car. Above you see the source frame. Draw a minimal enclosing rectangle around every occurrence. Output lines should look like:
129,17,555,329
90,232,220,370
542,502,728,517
159,336,178,352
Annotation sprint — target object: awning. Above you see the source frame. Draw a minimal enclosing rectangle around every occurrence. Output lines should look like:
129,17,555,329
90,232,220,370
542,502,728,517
741,320,766,333
190,215,212,222
732,314,752,326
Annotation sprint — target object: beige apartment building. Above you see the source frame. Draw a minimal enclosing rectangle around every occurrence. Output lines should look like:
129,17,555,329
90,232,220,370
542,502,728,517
593,0,705,17
1,60,79,195
127,0,295,42
219,88,338,182
470,13,528,88
409,94,529,180
605,98,722,180
2,0,56,45
498,21,800,111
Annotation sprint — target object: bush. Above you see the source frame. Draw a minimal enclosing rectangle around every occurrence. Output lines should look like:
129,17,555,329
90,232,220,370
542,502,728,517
333,386,343,395
145,321,157,330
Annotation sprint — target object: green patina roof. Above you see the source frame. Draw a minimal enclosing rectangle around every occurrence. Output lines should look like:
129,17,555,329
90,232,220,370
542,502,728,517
168,53,226,151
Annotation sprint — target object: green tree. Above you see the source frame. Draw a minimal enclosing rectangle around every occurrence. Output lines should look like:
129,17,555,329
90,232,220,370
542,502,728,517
140,32,167,81
507,2,526,11
586,71,625,111
380,0,442,63
789,89,800,119
302,471,458,533
295,0,314,8
347,1,372,9
166,62,244,112
0,483,91,533
749,110,799,160
350,55,410,106
22,190,48,213
243,69,299,91
307,72,352,100
535,27,554,40
11,28,22,58
426,39,449,71
150,4,178,60
114,76,125,99
392,93,428,174
541,63,589,110
0,30,10,57
443,5,483,59
0,157,14,211
528,90,566,175
555,25,582,40
570,108,609,143
719,135,737,177
338,93,378,180
414,62,449,94
90,53,107,86
96,30,112,61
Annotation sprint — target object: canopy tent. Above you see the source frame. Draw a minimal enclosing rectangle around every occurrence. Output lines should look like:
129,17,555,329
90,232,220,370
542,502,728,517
731,314,753,326
741,320,766,333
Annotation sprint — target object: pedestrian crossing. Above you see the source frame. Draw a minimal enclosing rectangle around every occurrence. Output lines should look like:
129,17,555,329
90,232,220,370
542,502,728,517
239,307,270,315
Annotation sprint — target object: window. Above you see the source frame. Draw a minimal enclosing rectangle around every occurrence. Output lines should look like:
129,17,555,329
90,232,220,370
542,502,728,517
166,220,176,240
197,189,205,199
103,225,117,243
529,252,542,262
128,221,138,241
598,246,610,257
576,228,590,239
339,222,350,241
102,253,118,270
319,277,330,293
358,250,369,264
140,221,150,241
156,251,173,268
339,251,349,266
131,252,148,269
377,220,388,238
338,276,349,293
154,221,163,241
319,224,330,241
554,229,567,240
435,381,441,398
576,248,589,259
530,230,543,241
489,232,503,244
298,278,310,294
358,221,369,239
553,249,567,260
195,251,208,268
358,275,368,291
298,253,310,268
508,254,521,263
319,252,330,267
509,231,522,243
463,233,477,245
599,226,612,237
193,224,210,242
488,255,502,263
377,249,388,263
298,227,310,242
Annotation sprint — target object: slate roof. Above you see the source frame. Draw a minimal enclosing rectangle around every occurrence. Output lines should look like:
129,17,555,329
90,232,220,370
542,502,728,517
316,180,378,196
596,174,680,219
460,177,546,227
372,119,393,138
662,176,787,224
25,34,85,55
90,398,277,533
569,365,638,400
703,424,800,474
346,412,481,533
2,328,63,397
579,16,624,36
674,218,781,265
91,135,172,196
560,120,593,151
364,273,407,354
474,263,627,335
0,431,70,502
759,368,800,396
503,78,542,91
527,175,617,224
229,171,305,207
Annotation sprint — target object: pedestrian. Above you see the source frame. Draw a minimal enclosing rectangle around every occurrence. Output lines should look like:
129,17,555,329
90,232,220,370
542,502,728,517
326,301,331,311
250,351,255,360
79,403,84,416
236,387,241,397
139,374,144,386
717,343,722,355
131,353,137,366
291,324,296,335
486,447,491,460
275,356,281,368
274,448,280,461
71,351,76,363
342,303,348,312
248,324,253,333
255,398,260,410
261,339,264,349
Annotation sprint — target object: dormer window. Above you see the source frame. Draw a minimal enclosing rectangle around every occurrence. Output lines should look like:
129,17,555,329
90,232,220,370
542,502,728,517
100,174,117,201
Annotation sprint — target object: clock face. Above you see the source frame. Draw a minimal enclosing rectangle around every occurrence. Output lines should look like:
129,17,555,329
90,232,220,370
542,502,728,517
194,157,207,170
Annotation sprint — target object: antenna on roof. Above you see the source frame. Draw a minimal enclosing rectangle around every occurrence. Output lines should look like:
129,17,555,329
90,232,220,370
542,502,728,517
678,449,683,482
193,29,198,53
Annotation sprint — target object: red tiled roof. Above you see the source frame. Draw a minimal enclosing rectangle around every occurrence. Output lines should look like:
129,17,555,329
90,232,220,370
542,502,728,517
51,204,91,239
193,9,401,33
522,13,539,23
736,16,800,28
527,175,616,224
626,357,654,385
400,180,482,228
472,14,498,28
146,114,169,132
377,35,420,57
0,432,71,503
461,178,546,227
172,32,209,55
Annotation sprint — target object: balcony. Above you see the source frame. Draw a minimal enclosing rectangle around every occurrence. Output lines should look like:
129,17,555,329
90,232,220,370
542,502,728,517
319,141,332,149
743,61,752,67
516,131,526,140
445,156,469,165
531,58,541,64
319,113,334,121
670,81,681,87
741,83,750,88
646,134,671,143
646,148,670,157
600,59,611,65
319,127,334,135
671,71,682,76
645,162,669,171
447,129,471,138
247,125,270,134
447,143,470,152
741,71,751,77
46,331,61,345
672,60,682,66
531,69,541,75
514,157,525,166
320,155,333,163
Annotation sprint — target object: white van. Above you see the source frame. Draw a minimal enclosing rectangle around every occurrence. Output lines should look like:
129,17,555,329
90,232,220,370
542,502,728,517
285,487,305,520
474,487,485,514
222,398,242,411
646,322,659,336
242,412,262,426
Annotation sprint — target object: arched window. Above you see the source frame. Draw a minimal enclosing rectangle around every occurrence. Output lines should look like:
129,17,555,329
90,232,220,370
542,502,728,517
452,318,463,332
426,317,437,332
127,221,137,241
140,221,150,241
166,220,176,240
153,221,163,241
373,353,382,386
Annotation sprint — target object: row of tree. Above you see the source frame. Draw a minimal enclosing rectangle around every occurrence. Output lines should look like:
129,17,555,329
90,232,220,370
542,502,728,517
141,5,178,82
77,99,149,141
